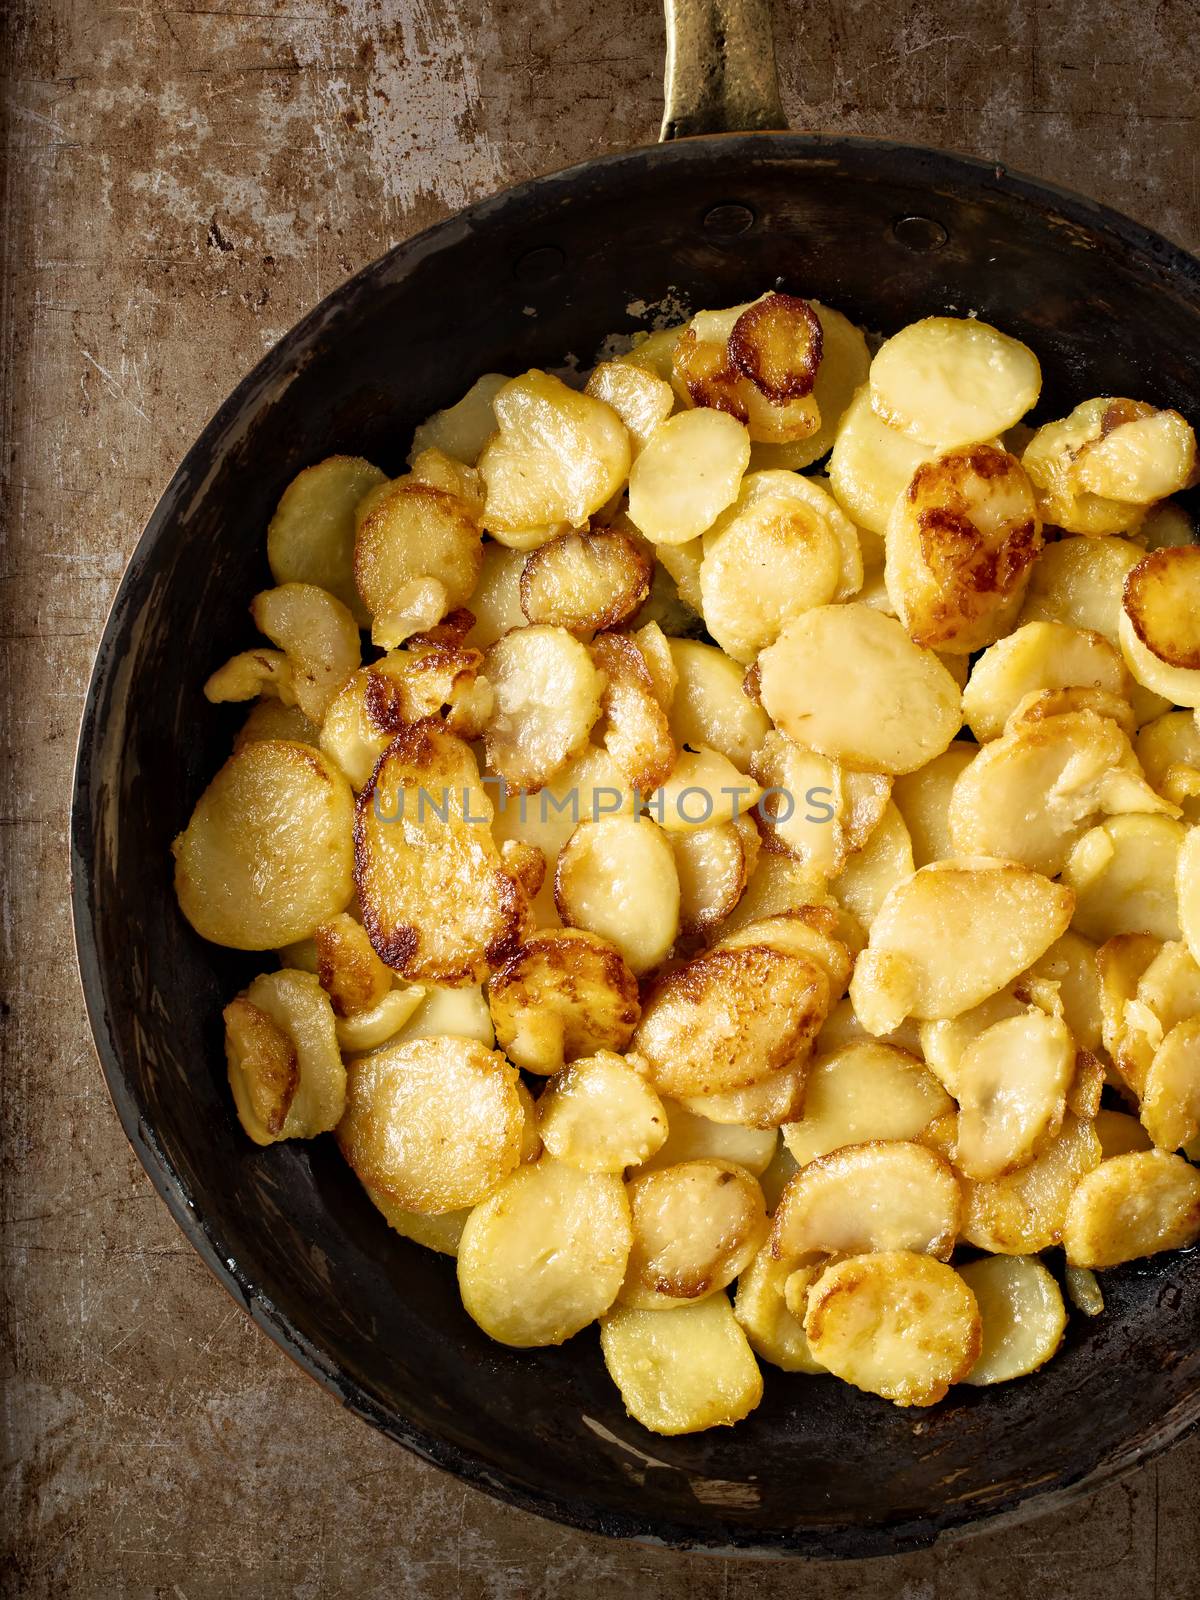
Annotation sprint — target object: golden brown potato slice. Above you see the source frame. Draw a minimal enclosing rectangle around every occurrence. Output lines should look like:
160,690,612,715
827,384,940,537
519,527,652,634
354,477,483,648
748,302,871,473
677,1063,808,1130
671,817,757,939
757,606,963,776
590,632,677,792
833,802,915,927
958,1255,1066,1385
338,1036,524,1213
869,317,1041,448
407,447,486,515
478,370,630,533
953,1010,1075,1180
366,1189,470,1257
174,740,354,949
1136,711,1200,818
733,1244,825,1373
267,454,386,623
885,446,1042,653
848,860,1074,1035
313,911,393,1017
354,723,525,984
890,742,976,868
234,698,319,753
555,816,680,974
635,1102,778,1176
599,1293,763,1435
804,1251,981,1406
1120,547,1200,707
247,582,361,723
634,943,829,1098
1071,407,1196,504
619,1159,768,1308
1063,1150,1200,1267
584,360,674,453
1140,1017,1200,1151
962,621,1130,743
409,373,508,465
487,928,640,1073
771,1141,961,1261
205,648,296,707
483,624,605,792
1063,814,1185,943
626,408,751,545
536,1051,667,1172
672,303,822,445
1180,824,1200,972
224,969,345,1144
458,1157,632,1345
666,638,769,771
1022,400,1147,537
960,1113,1100,1253
782,1042,953,1166
713,908,852,997
1018,532,1145,647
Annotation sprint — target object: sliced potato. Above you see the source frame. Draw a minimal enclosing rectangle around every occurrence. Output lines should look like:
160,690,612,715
1022,400,1147,536
749,735,849,878
354,477,483,648
1178,823,1200,970
869,317,1040,448
458,1158,631,1345
671,818,756,938
487,928,640,1073
636,1102,778,1176
600,1292,763,1435
652,746,761,832
1095,1107,1154,1158
483,625,605,792
718,851,831,940
892,742,976,868
962,622,1129,744
953,1010,1075,1180
815,996,924,1059
204,648,296,707
918,986,1028,1098
266,454,386,623
1063,1149,1200,1267
174,740,354,950
960,1114,1100,1253
555,816,680,974
771,1140,961,1260
804,1250,981,1406
584,360,674,453
536,1051,667,1172
827,384,940,536
833,802,914,927
590,632,677,792
653,536,705,612
408,372,507,465
1136,711,1200,817
748,301,871,472
1140,1017,1200,1151
619,1159,767,1308
1071,407,1196,504
313,910,393,1017
1120,547,1200,706
673,306,822,444
338,1036,524,1212
407,446,485,514
392,982,494,1046
676,1063,807,1130
1097,931,1162,1068
959,1255,1066,1385
631,619,678,708
782,1042,953,1167
224,969,344,1143
1062,814,1185,943
464,541,527,649
1018,532,1143,644
333,985,426,1053
1112,938,1200,1094
626,408,751,546
1025,931,1103,1054
520,527,652,633
366,1190,469,1256
734,1244,824,1373
758,605,963,776
234,698,319,753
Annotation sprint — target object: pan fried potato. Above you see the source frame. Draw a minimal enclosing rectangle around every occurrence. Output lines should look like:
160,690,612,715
815,997,924,1059
891,742,975,867
483,625,605,792
1110,939,1200,1095
1140,1017,1200,1151
555,816,679,973
634,942,829,1098
652,536,705,612
960,1114,1100,1253
520,527,652,633
1179,824,1200,970
834,802,915,927
1097,931,1162,1070
366,1189,470,1256
953,1010,1075,1180
750,733,887,875
673,301,822,444
959,1255,1066,1385
409,373,508,464
714,908,857,989
1024,931,1104,1054
804,1250,981,1406
536,1051,668,1172
246,582,362,723
1071,406,1196,504
1120,548,1200,707
584,360,674,454
667,641,768,770
619,1159,767,1308
487,928,640,1073
1063,1149,1200,1267
758,606,962,775
653,746,760,832
734,1245,825,1372
174,740,354,949
631,619,677,706
234,698,318,753
718,851,831,940
1096,1108,1154,1158
782,1042,953,1166
636,1102,778,1176
849,861,1074,1035
590,632,677,792
338,1036,524,1212
267,454,386,623
962,622,1129,743
918,986,1029,1098
600,1292,763,1435
885,446,1041,653
828,384,941,536
1136,711,1200,816
869,317,1040,448
771,1140,961,1260
407,447,486,514
333,985,426,1053
391,982,494,1046
464,541,526,648
1018,532,1145,647
458,1157,632,1345
626,408,751,545
224,969,345,1144
748,301,871,472
354,476,483,648
204,648,296,708
671,817,757,938
478,370,630,533
1063,814,1185,943
677,1061,808,1130
355,724,525,984
313,911,393,1016
1022,400,1147,536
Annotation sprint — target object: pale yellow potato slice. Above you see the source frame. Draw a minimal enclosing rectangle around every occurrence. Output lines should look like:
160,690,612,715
1071,408,1196,504
649,746,760,832
782,1041,952,1166
407,447,486,514
392,982,494,1047
747,301,871,473
1063,1150,1200,1267
338,1037,524,1213
713,907,852,996
366,1189,470,1256
599,1293,763,1435
1095,1107,1154,1158
464,541,527,649
815,996,924,1059
671,817,756,938
1112,938,1200,1095
757,605,962,776
891,742,976,868
1120,547,1200,707
536,1051,668,1172
1136,711,1200,818
313,910,393,1016
954,1010,1075,1180
1005,685,1137,738
1136,498,1196,550
1140,1016,1200,1151
676,1064,807,1131
234,698,319,753
827,384,940,536
717,851,832,941
619,1159,768,1308
1024,931,1103,1054
479,370,630,533
1179,824,1200,971
519,527,652,634
333,985,426,1053
959,1255,1066,1385
1018,531,1145,643
617,323,686,382
760,1142,801,1211
205,648,296,707
224,969,345,1144
634,942,829,1098
631,620,678,709
654,536,705,612
751,735,849,876
918,986,1028,1098
555,816,679,974
409,373,508,465
734,1245,824,1373
869,317,1040,448
626,408,751,546
584,360,674,454
487,928,640,1073
1022,401,1147,536
960,1114,1100,1253
483,624,605,793
635,1102,778,1177
848,860,1074,1034
267,454,386,623
771,1140,961,1260
590,632,678,793
729,469,864,599
1062,814,1185,943
354,476,483,647
1097,931,1162,1070
458,1158,631,1345
962,621,1129,743
885,446,1042,653
804,1250,981,1406
174,740,354,950
834,802,915,927
1064,1262,1105,1317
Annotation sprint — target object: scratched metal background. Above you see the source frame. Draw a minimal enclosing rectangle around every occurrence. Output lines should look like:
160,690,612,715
2,1,1199,1594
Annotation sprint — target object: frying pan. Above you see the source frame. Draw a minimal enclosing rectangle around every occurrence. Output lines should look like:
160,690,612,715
70,0,1200,1559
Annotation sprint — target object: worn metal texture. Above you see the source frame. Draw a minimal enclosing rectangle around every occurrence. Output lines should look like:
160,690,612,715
2,1,1198,1595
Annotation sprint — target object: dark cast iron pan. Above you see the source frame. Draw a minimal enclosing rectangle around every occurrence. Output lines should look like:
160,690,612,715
70,0,1200,1559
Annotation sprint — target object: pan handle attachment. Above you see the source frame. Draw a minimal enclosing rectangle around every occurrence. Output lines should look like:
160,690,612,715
660,0,787,140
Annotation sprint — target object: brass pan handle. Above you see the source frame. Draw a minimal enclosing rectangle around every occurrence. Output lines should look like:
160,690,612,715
660,0,787,140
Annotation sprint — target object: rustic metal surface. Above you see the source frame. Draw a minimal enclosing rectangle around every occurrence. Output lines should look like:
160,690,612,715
3,0,1199,1594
